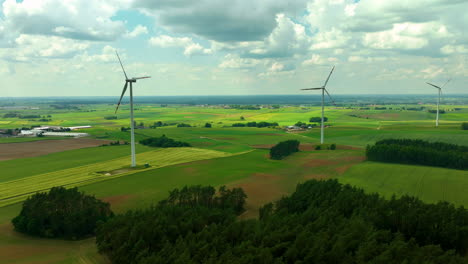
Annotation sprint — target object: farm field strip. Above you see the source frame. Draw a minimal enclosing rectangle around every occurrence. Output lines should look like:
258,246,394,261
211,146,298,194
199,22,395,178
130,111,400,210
339,162,468,207
0,147,235,207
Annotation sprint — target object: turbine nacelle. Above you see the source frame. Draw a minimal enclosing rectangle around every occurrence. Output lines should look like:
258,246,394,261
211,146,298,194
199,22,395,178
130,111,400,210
126,76,151,83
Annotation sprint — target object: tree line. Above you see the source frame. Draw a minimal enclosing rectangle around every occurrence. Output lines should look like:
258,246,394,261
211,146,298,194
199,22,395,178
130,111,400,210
232,121,279,128
140,135,191,148
97,180,468,263
366,139,468,170
12,187,113,240
270,140,300,160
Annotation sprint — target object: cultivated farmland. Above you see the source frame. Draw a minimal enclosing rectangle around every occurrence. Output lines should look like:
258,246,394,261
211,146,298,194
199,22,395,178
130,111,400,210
0,100,467,264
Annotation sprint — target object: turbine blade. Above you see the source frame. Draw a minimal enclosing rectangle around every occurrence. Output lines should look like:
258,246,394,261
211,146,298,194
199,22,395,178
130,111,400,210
426,82,441,89
115,82,128,114
441,78,451,88
324,89,336,105
301,87,323,90
133,76,151,80
323,66,335,88
115,51,128,80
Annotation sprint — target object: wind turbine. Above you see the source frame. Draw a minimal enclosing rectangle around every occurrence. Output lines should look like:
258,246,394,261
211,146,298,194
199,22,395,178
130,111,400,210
114,51,150,167
301,66,336,144
426,78,450,127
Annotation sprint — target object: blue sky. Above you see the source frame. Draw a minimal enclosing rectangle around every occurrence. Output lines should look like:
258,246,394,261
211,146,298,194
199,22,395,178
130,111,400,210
1,0,467,96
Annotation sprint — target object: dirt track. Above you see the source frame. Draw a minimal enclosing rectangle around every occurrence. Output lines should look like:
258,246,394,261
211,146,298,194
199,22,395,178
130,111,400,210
0,138,110,161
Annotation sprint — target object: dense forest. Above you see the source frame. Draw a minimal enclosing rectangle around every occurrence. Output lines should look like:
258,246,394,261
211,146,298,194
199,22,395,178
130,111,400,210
140,135,191,148
366,139,468,170
270,140,300,160
96,180,468,263
12,187,113,240
96,185,247,263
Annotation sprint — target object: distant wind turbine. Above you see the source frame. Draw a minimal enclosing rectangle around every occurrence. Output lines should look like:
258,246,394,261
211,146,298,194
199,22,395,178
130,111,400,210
302,66,336,144
426,78,450,127
115,51,150,167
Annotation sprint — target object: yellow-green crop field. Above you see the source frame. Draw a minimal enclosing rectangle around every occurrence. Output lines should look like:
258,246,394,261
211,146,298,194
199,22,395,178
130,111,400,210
0,147,235,207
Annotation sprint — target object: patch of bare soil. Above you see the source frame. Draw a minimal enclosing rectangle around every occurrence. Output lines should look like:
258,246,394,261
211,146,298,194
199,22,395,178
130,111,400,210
299,144,315,151
101,194,134,208
0,138,111,161
183,167,197,174
334,164,355,174
252,143,315,151
342,156,366,162
338,145,363,150
231,173,286,220
302,159,337,168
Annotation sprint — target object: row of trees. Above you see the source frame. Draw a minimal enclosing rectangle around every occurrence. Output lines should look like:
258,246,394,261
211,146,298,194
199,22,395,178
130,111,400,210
229,105,261,110
140,135,191,148
3,113,52,119
429,109,446,114
12,187,113,240
97,180,467,263
270,140,300,160
96,185,247,264
232,121,279,128
367,139,468,170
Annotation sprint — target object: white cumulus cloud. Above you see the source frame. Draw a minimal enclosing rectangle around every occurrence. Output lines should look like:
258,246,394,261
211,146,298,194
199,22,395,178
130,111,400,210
149,35,211,56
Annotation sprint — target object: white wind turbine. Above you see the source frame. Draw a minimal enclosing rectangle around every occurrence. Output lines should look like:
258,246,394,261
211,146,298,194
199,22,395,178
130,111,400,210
302,66,336,144
426,78,450,127
115,51,150,167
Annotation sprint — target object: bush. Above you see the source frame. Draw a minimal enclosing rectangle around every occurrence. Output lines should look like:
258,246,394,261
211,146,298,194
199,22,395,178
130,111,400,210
204,123,212,128
140,135,191,148
310,116,328,122
270,140,300,160
462,122,468,130
104,116,117,120
330,143,336,150
12,187,113,240
177,123,191,127
315,145,321,150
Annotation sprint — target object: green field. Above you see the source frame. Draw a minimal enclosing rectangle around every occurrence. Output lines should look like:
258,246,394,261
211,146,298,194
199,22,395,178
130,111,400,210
339,162,468,206
0,147,234,207
0,102,467,263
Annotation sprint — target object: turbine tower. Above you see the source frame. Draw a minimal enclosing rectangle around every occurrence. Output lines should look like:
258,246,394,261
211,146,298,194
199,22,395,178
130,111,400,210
114,51,150,167
426,79,450,127
302,66,336,144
